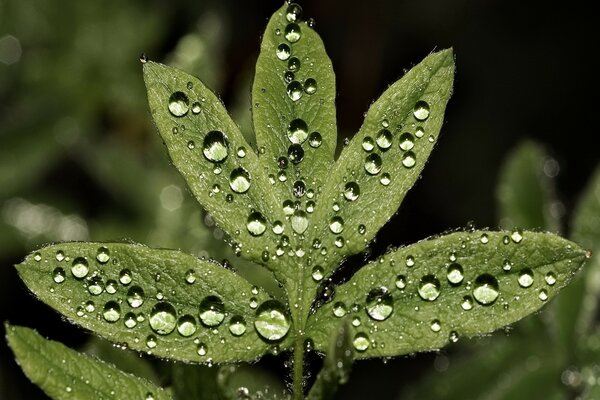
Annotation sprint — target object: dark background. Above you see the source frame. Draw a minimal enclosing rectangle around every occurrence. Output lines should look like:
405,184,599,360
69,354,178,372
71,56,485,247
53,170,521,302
0,0,596,398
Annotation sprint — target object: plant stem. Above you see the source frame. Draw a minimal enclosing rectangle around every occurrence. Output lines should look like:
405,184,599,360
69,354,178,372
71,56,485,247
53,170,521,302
292,331,304,400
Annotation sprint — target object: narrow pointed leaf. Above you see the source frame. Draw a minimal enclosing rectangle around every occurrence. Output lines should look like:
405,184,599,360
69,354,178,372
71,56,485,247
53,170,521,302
16,243,292,364
144,61,286,264
496,140,560,232
308,49,454,280
6,324,171,400
307,320,353,400
252,3,337,189
306,230,586,358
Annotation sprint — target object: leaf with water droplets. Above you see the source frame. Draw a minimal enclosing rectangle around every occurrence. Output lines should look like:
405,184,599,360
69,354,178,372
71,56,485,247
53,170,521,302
143,61,285,265
305,230,586,358
496,140,560,231
16,243,292,364
308,49,455,282
306,320,353,400
5,324,171,400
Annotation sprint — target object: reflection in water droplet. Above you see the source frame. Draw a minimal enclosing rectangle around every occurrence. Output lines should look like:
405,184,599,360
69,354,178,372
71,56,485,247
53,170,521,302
329,216,344,234
287,81,303,101
191,102,201,114
473,274,499,305
149,302,177,335
380,173,391,186
333,302,347,317
518,269,534,288
71,258,89,279
199,296,225,327
365,154,382,175
291,210,309,234
87,277,103,295
413,100,430,121
418,275,441,301
34,252,42,262
202,131,229,163
402,151,416,168
247,212,267,236
406,256,415,267
185,269,196,284
366,287,394,321
376,129,393,149
276,43,291,60
103,301,121,322
177,315,197,337
353,333,370,352
229,316,247,336
168,92,190,117
284,23,301,43
287,119,308,144
53,267,66,283
446,263,464,284
230,168,251,193
55,250,65,262
254,300,290,342
146,335,157,349
127,286,145,308
272,220,284,235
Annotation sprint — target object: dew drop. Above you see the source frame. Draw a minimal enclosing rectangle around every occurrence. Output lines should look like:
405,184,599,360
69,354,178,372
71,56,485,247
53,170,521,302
284,71,295,83
362,137,375,152
402,151,417,168
124,313,137,329
413,100,430,121
287,81,303,101
288,144,304,164
185,270,196,284
311,266,324,282
446,263,464,285
364,154,382,175
480,233,489,244
199,296,225,327
247,212,267,236
146,335,157,349
55,250,65,262
415,126,425,138
503,260,513,272
149,302,177,335
288,57,301,71
177,315,197,337
197,343,207,356
284,23,301,43
344,182,360,201
119,269,132,285
545,272,557,286
308,131,322,148
53,267,66,284
418,275,441,301
406,255,415,267
272,220,285,235
380,173,391,186
304,78,317,94
71,257,89,279
87,277,104,295
538,289,548,301
333,302,347,317
191,102,201,114
229,316,247,336
254,300,290,342
103,301,121,323
399,132,415,151
353,333,370,352
202,131,229,163
365,287,394,321
375,129,393,150
395,275,407,290
276,43,291,60
126,286,145,308
237,147,246,158
461,295,473,310
168,92,190,117
286,3,303,22
449,331,459,343
329,216,344,234
358,224,366,235
511,229,523,243
430,319,442,332
291,210,309,234
34,252,42,262
518,269,534,288
472,274,500,305
230,168,251,193
287,119,309,144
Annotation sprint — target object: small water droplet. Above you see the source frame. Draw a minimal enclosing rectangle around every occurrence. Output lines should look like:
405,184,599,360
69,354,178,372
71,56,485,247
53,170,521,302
395,275,406,290
366,287,394,321
518,269,534,288
71,257,89,279
34,252,42,262
119,269,132,285
254,300,290,342
312,266,324,282
287,119,308,144
291,210,309,234
304,78,317,94
343,182,360,201
53,267,66,283
288,57,301,71
430,319,441,332
364,154,382,175
191,102,201,114
249,297,258,309
276,43,291,60
187,141,195,150
103,301,121,323
146,335,157,349
284,23,301,43
398,132,415,151
197,343,207,356
333,302,347,317
185,269,196,284
272,220,285,235
402,151,416,168
168,92,190,117
230,168,251,193
449,331,459,343
286,3,303,22
287,81,303,101
545,272,557,286
202,131,229,163
413,100,430,121
362,137,375,152
511,229,523,243
247,212,267,236
124,312,137,329
329,216,344,234
380,173,391,186
480,233,489,244
177,315,197,337
418,275,441,301
415,126,425,138
199,296,225,327
446,263,464,284
503,260,513,272
284,70,295,83
149,302,177,335
376,129,393,149
472,274,500,305
87,276,104,295
237,147,246,158
353,332,370,352
538,289,548,301
461,295,473,310
288,144,304,163
127,286,145,308
229,316,247,336
406,255,415,267
55,250,65,262
308,132,322,148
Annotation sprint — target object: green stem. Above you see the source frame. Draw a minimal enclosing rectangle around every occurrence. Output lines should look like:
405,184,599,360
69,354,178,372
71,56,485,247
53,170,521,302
292,331,304,400
289,271,307,399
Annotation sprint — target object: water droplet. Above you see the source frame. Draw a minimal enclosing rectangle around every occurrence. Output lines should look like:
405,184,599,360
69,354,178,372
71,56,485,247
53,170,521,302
202,131,229,163
247,212,267,236
402,151,416,168
55,250,65,262
364,154,382,175
449,331,459,343
395,275,407,290
406,255,415,267
176,315,197,337
287,119,308,144
53,267,66,283
119,269,132,285
276,43,291,60
284,70,295,83
229,316,247,336
127,286,145,308
196,342,208,356
413,100,430,121
503,260,513,272
291,210,308,234
518,269,534,288
185,269,196,284
380,173,391,186
511,229,523,243
358,224,367,235
288,57,301,71
103,301,121,323
312,266,324,282
418,275,441,301
539,289,548,301
304,78,317,94
272,221,284,235
85,301,95,313
286,3,303,22
71,257,89,279
237,147,246,158
353,333,370,352
191,102,201,114
446,263,464,284
344,182,360,201
362,137,375,152
254,300,290,342
288,144,304,163
333,302,347,317
249,297,258,309
430,319,441,332
287,81,303,101
480,233,489,244
124,312,137,329
545,272,557,286
168,92,189,117
305,132,322,149
146,335,157,349
329,216,344,234
105,280,116,293
473,274,500,305
415,126,425,138
87,277,104,295
461,295,473,310
284,23,301,43
365,287,394,321
397,132,415,151
229,168,251,193
34,252,42,262
149,302,177,335
376,129,393,149
187,141,195,150
199,296,225,327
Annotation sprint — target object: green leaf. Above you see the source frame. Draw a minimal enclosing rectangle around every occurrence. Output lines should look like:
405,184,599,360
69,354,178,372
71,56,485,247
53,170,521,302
217,364,288,400
252,3,337,191
16,242,292,364
306,230,586,358
308,49,455,280
5,324,171,400
496,140,560,232
143,61,286,265
171,363,219,400
306,320,353,400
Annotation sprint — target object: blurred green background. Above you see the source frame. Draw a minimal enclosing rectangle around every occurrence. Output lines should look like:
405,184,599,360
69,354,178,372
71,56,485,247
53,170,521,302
1,0,596,398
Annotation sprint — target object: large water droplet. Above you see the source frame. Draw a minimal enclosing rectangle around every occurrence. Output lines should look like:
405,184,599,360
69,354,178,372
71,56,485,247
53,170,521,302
402,151,416,168
413,100,430,121
362,137,375,152
53,267,66,284
418,275,441,301
376,129,393,149
333,302,347,317
364,154,382,175
119,269,132,285
199,296,225,327
329,216,344,234
344,182,360,201
149,302,177,335
96,246,110,264
365,287,394,321
103,301,121,323
286,3,303,22
399,132,415,151
288,144,304,164
127,286,145,308
287,57,301,71
230,168,251,193
353,332,370,352
71,257,89,279
287,81,303,101
177,315,197,337
518,269,534,288
254,300,290,342
291,210,309,234
247,212,267,236
168,92,189,117
472,274,499,305
309,131,322,148
284,23,301,43
276,43,291,60
124,313,137,329
201,131,229,163
304,78,317,94
446,263,464,284
87,276,104,295
287,119,308,144
229,316,247,336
